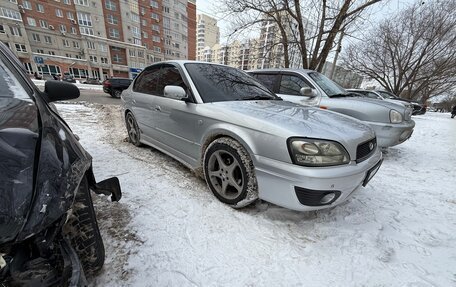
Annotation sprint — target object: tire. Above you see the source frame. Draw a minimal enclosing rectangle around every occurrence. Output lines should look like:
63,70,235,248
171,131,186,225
125,112,142,146
203,137,258,208
64,176,105,277
111,89,122,98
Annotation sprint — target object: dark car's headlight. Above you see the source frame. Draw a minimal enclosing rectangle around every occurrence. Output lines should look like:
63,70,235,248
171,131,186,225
287,138,350,167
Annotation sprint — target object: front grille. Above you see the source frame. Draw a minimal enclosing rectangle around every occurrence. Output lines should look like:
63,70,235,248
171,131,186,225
356,138,376,163
294,187,341,206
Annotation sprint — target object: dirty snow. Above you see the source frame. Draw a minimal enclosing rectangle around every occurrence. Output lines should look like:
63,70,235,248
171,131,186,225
56,103,456,287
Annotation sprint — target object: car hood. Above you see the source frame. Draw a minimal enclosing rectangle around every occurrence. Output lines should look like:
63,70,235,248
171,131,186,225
206,100,375,147
326,96,406,111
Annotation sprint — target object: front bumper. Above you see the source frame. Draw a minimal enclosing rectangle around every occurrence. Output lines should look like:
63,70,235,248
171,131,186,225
253,148,382,211
366,120,415,147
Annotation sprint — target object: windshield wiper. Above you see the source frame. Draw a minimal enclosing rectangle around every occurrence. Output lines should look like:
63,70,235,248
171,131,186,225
238,95,279,101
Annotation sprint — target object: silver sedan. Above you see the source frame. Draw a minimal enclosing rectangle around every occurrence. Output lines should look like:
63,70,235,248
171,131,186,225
121,61,383,211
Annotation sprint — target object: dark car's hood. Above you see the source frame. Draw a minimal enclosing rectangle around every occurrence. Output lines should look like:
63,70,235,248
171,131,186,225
205,100,374,149
0,97,39,244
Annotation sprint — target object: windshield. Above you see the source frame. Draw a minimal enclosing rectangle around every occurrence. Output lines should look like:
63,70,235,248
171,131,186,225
308,72,346,97
377,90,397,99
185,63,278,103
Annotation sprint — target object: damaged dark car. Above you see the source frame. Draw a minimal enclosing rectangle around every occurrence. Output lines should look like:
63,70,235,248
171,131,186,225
0,43,121,286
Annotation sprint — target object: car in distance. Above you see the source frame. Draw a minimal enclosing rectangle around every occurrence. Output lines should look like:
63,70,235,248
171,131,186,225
375,90,426,115
102,77,132,98
83,77,101,85
121,61,383,211
249,69,415,148
61,72,76,83
347,88,414,108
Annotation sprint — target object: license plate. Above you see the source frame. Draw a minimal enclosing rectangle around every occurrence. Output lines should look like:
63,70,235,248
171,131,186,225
363,159,383,187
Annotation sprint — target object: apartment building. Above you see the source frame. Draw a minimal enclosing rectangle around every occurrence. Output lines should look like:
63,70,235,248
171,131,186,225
196,13,219,61
0,0,196,80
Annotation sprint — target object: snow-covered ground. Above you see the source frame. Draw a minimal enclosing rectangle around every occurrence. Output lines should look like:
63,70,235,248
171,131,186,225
57,103,456,287
31,79,103,91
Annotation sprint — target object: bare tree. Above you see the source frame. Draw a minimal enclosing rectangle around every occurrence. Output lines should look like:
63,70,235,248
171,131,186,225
342,0,456,102
220,0,382,71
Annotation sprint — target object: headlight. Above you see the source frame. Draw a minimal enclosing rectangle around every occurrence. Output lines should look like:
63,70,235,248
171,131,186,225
390,109,403,123
288,138,350,167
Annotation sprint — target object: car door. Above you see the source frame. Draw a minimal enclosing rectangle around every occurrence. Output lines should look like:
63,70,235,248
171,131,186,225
130,65,161,139
152,64,200,165
276,73,321,106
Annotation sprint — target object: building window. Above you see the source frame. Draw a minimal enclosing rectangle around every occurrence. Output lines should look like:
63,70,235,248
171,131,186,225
129,50,135,57
100,43,107,52
32,33,40,42
79,27,93,35
0,25,5,34
60,24,67,33
71,27,77,34
87,41,96,49
10,26,22,36
131,13,139,23
62,39,69,47
15,43,27,52
73,41,79,48
22,0,32,10
65,53,71,58
138,51,144,58
131,26,140,38
154,47,161,53
152,24,160,32
55,9,63,17
27,17,36,26
77,12,92,26
75,55,81,59
36,49,44,53
163,6,169,13
107,14,118,25
143,31,148,38
23,62,33,74
152,36,160,42
44,36,52,44
39,20,48,29
108,28,119,39
101,57,108,64
48,51,55,55
112,54,122,63
67,12,74,20
105,0,116,11
89,55,97,62
63,0,71,4
9,0,18,3
150,0,158,8
74,0,89,6
133,38,141,45
36,3,44,13
0,8,22,20
151,13,159,20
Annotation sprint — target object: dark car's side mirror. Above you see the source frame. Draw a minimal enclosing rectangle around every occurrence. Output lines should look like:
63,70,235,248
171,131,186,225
44,80,80,102
300,87,317,98
164,85,188,101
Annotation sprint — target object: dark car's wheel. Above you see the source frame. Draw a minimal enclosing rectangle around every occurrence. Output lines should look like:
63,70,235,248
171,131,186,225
64,176,105,277
112,89,122,98
125,112,141,146
203,137,258,208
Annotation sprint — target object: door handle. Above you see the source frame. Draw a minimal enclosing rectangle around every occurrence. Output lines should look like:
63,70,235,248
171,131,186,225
154,105,161,111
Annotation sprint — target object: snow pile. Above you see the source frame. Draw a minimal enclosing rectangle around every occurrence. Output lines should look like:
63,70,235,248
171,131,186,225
32,79,103,91
57,103,456,287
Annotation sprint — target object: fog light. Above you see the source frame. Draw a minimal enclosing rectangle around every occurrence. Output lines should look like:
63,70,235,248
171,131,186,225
320,192,336,204
399,130,413,141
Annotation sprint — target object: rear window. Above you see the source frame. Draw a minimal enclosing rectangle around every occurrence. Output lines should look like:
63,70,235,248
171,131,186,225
0,59,29,99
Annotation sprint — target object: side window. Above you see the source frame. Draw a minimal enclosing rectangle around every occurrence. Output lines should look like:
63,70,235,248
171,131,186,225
133,66,160,95
279,75,311,96
253,73,276,92
156,66,186,98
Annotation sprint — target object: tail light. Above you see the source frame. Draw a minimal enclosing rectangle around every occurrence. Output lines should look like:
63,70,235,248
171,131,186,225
103,80,111,87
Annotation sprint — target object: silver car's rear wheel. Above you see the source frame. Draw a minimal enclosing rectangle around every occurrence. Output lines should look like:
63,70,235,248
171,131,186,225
203,137,258,207
126,112,141,146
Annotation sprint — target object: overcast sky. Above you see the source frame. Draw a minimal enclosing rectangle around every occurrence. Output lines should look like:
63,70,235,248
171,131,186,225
194,0,418,43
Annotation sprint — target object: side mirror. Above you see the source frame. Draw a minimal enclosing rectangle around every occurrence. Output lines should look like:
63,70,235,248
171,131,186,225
300,87,317,98
164,85,188,101
44,80,80,102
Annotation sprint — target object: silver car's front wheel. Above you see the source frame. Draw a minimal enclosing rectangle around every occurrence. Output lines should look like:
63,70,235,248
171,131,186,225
126,112,141,146
203,137,258,207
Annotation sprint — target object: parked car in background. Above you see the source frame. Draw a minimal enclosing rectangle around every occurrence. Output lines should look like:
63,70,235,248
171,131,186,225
249,69,415,148
375,90,427,115
83,77,101,85
122,61,382,211
102,77,132,98
347,89,413,108
0,42,121,285
62,72,76,83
